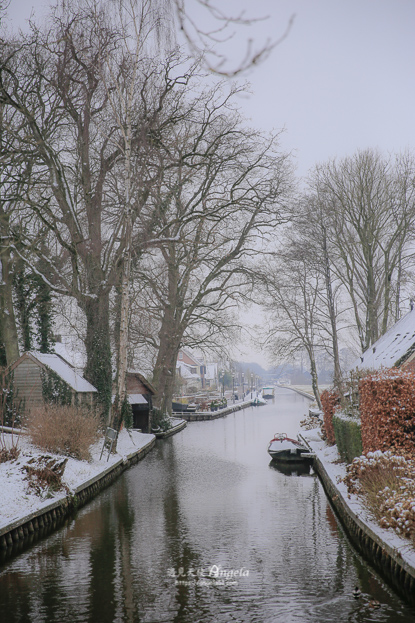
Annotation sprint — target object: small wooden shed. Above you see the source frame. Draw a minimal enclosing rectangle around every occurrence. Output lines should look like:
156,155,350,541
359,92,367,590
9,351,98,410
120,370,156,432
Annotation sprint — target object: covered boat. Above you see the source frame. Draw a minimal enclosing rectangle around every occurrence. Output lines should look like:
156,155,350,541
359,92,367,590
267,433,314,463
262,386,275,398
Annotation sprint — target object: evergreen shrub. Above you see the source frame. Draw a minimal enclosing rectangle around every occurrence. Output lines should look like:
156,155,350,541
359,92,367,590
151,407,171,432
0,368,23,427
121,395,133,430
333,412,362,463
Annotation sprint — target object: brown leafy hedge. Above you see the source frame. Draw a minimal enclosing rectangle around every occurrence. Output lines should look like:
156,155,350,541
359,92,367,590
359,368,415,454
321,389,339,445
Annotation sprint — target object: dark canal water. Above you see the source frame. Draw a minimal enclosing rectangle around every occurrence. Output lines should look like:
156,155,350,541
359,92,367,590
1,388,415,622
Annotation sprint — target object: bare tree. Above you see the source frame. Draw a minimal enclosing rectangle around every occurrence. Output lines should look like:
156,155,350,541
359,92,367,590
0,100,27,365
308,149,415,352
0,3,194,416
99,0,167,431
259,247,324,409
127,81,294,413
0,0,295,421
173,0,294,76
292,194,347,392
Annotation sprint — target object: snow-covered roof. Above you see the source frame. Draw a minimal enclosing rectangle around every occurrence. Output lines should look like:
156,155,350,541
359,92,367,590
127,394,147,404
27,352,97,393
352,309,415,370
176,362,200,380
111,394,147,405
53,341,85,373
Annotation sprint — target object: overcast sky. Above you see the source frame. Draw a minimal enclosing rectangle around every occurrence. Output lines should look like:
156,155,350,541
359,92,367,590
215,0,415,179
4,0,415,366
6,0,415,178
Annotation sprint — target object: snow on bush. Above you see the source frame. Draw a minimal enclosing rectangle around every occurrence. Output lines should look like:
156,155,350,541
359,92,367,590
343,450,415,542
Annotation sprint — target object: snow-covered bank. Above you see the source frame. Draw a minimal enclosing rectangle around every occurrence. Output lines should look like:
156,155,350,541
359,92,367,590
0,429,155,530
303,428,415,582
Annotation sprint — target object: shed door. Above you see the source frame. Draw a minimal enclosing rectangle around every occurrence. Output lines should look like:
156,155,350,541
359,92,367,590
131,405,150,432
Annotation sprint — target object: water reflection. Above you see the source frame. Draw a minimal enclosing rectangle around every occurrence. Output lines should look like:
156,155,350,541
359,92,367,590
268,460,313,477
1,389,415,622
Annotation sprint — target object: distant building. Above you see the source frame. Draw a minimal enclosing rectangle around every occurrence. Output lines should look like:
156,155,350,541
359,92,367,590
176,349,218,391
10,351,98,409
352,308,415,372
204,363,218,388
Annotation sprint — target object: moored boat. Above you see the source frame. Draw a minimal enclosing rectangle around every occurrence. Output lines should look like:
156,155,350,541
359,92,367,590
172,401,197,413
267,433,315,463
252,395,267,406
262,386,275,398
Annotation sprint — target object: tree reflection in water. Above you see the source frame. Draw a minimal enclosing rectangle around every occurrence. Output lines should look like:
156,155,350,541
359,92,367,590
1,390,415,622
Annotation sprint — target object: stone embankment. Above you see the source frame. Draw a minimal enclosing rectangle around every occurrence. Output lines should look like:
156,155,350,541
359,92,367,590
0,436,155,562
154,418,187,438
178,399,254,421
281,387,415,604
304,430,415,606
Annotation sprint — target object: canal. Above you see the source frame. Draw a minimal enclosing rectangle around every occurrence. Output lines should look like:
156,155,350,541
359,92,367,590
1,388,415,622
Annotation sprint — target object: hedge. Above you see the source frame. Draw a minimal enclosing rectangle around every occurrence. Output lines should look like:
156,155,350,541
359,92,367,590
332,413,362,463
321,389,339,445
359,368,415,454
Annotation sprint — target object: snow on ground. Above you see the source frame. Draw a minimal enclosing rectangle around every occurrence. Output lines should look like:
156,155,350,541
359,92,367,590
302,428,415,567
0,429,154,529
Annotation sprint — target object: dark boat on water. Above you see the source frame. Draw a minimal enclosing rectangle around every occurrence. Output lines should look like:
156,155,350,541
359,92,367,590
267,433,315,463
172,401,197,413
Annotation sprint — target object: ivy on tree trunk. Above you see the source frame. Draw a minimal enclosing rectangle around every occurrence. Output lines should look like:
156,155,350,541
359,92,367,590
83,293,112,422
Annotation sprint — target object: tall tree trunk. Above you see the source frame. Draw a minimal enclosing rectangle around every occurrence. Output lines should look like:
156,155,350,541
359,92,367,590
83,292,112,421
395,251,402,322
321,225,342,392
308,348,322,411
382,261,391,335
153,348,178,416
112,115,133,436
364,244,378,349
36,276,54,354
13,259,33,352
152,310,180,416
0,236,19,365
34,256,54,353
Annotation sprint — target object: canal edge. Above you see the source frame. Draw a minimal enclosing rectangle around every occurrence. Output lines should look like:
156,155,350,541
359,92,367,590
179,400,253,421
154,418,187,438
0,437,155,558
313,452,415,602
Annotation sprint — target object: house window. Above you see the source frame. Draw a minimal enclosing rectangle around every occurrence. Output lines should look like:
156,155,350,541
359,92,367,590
178,351,183,360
